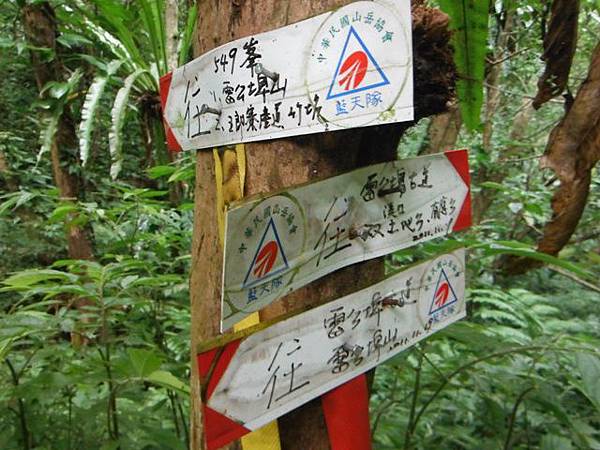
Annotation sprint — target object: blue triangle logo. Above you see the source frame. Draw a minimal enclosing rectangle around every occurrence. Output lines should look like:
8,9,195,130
326,26,390,100
243,218,289,288
428,269,459,315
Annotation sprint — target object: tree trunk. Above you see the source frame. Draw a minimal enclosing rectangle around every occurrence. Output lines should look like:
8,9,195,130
189,1,456,449
473,98,534,224
0,150,18,192
471,9,516,223
161,0,184,205
165,0,179,72
482,10,515,151
21,2,94,261
420,102,462,155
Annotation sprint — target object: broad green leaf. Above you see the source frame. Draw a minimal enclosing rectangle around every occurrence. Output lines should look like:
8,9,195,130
437,0,488,131
56,32,93,48
168,167,195,183
146,370,190,396
0,338,14,361
473,241,592,279
127,348,163,378
575,353,600,411
0,192,37,215
147,165,176,179
541,435,573,450
479,181,509,191
2,269,77,288
49,204,79,222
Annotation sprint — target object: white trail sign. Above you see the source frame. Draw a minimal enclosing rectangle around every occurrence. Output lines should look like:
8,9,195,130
160,0,413,150
200,249,466,435
221,150,471,330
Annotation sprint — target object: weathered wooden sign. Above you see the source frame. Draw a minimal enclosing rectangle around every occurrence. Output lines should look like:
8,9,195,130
199,249,466,448
221,150,471,330
160,0,413,151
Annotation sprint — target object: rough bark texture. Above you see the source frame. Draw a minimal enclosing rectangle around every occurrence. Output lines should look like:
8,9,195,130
533,0,580,109
503,42,600,275
420,102,462,155
0,150,18,192
21,2,94,261
189,1,456,449
165,0,179,71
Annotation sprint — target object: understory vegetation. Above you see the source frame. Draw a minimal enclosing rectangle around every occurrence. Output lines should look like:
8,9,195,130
1,1,599,449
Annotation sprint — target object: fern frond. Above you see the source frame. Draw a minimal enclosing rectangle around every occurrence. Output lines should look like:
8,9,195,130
37,114,60,165
470,295,519,315
79,60,122,167
37,69,83,164
486,326,531,345
437,0,489,131
109,68,147,180
479,310,527,328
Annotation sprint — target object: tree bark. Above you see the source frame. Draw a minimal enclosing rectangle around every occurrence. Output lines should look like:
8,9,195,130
21,2,94,261
420,102,462,155
189,1,456,449
165,0,179,72
0,150,18,192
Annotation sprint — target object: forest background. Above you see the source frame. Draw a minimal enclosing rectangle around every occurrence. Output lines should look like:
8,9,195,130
0,0,599,449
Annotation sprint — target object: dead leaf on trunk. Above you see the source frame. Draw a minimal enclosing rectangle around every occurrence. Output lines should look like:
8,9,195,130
532,0,580,109
504,42,600,275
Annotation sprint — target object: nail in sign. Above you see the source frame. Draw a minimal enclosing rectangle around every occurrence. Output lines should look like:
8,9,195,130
200,249,466,448
160,0,413,151
222,150,471,330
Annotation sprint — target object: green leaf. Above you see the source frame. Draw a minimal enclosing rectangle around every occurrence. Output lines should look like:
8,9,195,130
100,440,121,450
56,32,93,48
2,270,77,288
127,348,163,378
109,67,147,180
437,0,488,131
575,353,600,411
147,165,176,179
541,435,572,450
37,69,83,164
0,338,15,361
146,370,190,396
49,204,79,222
92,0,149,72
0,192,37,215
178,3,198,66
139,0,167,75
479,181,509,191
168,167,195,183
472,241,592,280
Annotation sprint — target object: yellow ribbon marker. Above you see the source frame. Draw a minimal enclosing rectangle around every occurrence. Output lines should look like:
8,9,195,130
213,144,282,450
